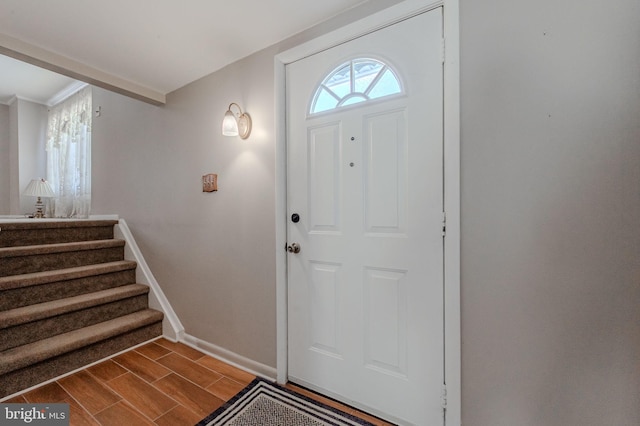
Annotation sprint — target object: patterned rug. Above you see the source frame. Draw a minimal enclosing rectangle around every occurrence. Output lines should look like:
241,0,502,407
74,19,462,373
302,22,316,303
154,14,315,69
196,378,377,426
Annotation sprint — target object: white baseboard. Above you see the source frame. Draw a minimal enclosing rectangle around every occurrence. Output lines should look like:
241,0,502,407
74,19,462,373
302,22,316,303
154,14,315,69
181,334,277,381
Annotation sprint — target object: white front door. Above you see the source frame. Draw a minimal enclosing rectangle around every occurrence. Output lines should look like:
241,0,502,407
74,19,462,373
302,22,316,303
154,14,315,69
286,9,444,425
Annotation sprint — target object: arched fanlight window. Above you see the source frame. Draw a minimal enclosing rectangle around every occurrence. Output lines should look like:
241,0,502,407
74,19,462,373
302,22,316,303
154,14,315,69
310,58,402,115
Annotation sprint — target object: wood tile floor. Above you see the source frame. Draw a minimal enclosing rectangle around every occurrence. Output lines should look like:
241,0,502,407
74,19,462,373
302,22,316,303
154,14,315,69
4,338,393,425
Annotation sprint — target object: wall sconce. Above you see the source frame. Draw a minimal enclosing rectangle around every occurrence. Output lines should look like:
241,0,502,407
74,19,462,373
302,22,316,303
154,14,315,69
23,178,55,218
222,103,252,139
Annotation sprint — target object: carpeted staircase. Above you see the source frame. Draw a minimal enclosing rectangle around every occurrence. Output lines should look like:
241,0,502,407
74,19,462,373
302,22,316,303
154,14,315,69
0,219,164,398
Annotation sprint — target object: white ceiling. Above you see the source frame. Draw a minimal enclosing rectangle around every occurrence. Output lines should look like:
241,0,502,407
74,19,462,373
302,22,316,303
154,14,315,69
0,0,367,104
0,54,83,105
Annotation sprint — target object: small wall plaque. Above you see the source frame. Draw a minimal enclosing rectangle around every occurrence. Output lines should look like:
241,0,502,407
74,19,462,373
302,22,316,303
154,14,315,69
202,174,218,192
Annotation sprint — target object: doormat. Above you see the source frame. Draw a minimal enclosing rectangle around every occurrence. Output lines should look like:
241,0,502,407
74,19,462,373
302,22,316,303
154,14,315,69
196,378,379,426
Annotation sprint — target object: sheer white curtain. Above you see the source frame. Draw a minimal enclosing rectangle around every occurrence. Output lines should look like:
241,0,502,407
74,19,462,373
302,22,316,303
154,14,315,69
46,86,92,218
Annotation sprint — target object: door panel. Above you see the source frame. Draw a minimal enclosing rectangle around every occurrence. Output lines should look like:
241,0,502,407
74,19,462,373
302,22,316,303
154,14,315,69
309,260,342,357
308,123,342,232
363,109,407,234
363,266,408,377
287,9,444,425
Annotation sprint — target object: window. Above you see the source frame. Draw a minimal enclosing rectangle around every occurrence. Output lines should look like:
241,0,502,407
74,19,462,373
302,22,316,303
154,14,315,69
46,86,92,218
310,58,402,114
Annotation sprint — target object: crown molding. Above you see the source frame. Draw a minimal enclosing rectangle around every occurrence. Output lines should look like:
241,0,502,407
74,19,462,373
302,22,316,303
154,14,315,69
46,81,89,107
4,94,46,106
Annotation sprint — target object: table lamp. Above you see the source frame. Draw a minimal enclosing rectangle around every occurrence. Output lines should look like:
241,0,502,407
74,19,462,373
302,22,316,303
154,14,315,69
23,178,55,218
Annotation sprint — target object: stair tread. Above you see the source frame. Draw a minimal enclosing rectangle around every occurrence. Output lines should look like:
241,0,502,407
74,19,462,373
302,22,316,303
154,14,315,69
0,261,137,291
0,284,150,329
0,239,125,258
0,220,118,231
0,309,164,376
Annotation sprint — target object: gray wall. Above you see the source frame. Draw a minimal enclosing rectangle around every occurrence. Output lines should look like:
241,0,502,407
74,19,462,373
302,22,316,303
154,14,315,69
17,99,47,214
8,101,18,214
91,45,279,366
3,99,47,215
89,0,640,424
460,0,640,425
0,104,9,214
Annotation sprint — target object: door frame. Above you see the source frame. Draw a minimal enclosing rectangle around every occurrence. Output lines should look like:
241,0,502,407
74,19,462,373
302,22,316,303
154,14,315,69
274,0,460,424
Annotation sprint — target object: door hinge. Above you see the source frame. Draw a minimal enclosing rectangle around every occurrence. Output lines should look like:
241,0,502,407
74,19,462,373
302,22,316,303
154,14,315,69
441,383,448,411
441,212,447,237
441,38,446,64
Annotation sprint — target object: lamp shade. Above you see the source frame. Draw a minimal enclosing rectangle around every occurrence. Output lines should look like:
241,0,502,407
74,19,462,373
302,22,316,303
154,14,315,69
23,178,55,197
222,110,239,136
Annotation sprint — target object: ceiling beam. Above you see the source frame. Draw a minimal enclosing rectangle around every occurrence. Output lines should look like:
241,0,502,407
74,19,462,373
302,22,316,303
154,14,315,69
0,32,165,106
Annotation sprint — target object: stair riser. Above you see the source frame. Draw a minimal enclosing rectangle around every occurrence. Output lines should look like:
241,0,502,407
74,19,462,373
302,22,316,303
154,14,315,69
0,269,136,311
0,226,115,248
0,295,149,352
0,322,162,399
0,247,125,277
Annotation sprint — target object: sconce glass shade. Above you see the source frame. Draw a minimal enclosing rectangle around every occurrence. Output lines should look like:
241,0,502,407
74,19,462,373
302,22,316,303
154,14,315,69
222,103,252,139
222,110,239,136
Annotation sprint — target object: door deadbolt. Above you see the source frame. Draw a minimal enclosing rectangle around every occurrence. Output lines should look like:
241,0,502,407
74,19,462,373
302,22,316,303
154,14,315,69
287,243,301,254
291,213,300,223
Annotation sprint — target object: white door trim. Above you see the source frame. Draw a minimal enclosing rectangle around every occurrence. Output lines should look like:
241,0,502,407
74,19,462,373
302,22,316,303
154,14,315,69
274,1,460,425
